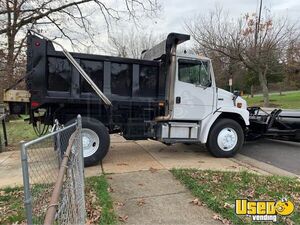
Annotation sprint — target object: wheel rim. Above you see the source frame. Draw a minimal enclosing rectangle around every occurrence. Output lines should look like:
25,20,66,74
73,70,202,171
217,127,238,151
82,128,100,158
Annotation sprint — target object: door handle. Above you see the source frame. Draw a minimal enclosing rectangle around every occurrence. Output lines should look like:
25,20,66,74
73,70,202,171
176,96,181,104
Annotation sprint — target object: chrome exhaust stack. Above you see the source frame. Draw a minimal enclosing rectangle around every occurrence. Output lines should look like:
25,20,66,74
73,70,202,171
142,33,190,121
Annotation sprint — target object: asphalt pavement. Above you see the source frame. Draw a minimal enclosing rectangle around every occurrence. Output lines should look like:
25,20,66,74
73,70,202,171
240,138,300,176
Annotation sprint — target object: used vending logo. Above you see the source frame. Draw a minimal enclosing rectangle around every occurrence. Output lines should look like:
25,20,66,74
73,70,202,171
235,198,294,222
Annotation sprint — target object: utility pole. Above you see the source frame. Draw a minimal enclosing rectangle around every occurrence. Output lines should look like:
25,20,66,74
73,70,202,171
254,0,263,49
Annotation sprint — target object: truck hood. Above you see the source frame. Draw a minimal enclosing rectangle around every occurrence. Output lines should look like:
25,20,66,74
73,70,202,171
217,88,247,109
217,88,234,107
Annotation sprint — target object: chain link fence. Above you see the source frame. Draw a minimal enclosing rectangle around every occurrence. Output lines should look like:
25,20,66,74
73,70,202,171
21,115,85,225
0,114,8,153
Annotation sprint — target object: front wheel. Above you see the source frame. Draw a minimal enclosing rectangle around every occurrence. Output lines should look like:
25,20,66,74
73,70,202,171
66,117,110,167
206,119,244,157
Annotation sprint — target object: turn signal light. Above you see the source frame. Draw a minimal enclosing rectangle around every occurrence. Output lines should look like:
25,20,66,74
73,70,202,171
158,101,165,107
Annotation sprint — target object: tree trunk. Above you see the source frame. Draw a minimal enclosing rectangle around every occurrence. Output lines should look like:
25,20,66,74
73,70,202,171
1,31,16,102
258,70,270,107
5,34,15,85
279,84,282,96
250,85,254,98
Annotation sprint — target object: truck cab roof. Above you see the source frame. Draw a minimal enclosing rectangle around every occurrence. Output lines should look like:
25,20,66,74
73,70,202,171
176,52,211,61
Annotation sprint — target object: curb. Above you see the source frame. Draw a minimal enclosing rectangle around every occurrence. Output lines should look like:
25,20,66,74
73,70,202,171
231,154,300,178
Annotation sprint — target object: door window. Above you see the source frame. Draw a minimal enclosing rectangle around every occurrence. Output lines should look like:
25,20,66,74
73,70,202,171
178,60,211,86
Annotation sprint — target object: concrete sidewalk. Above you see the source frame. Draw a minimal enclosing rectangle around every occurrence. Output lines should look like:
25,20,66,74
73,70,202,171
85,134,263,177
0,134,265,188
0,134,288,224
108,170,222,225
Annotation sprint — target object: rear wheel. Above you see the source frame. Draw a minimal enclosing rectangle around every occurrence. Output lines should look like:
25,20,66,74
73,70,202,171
66,117,110,167
206,119,244,157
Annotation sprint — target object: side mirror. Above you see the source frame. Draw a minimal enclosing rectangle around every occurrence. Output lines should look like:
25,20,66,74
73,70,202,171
205,80,212,87
233,90,241,96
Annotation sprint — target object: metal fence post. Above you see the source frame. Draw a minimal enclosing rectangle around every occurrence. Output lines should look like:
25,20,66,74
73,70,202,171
77,115,84,175
0,127,2,153
20,141,33,225
77,114,86,222
2,118,8,147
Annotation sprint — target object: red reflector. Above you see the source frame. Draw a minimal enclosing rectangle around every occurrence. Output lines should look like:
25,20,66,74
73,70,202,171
31,101,40,107
35,41,41,47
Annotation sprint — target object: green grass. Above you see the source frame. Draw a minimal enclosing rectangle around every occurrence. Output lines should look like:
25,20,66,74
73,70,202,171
171,169,300,225
0,176,116,225
84,175,117,225
245,91,300,109
6,119,37,148
0,186,25,224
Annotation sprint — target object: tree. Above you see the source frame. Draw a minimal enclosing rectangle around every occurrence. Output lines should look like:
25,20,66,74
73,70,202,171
186,5,298,106
285,39,300,89
107,29,161,58
0,0,160,100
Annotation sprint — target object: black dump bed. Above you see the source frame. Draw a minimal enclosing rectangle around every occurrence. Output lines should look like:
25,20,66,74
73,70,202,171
27,34,166,104
26,34,167,139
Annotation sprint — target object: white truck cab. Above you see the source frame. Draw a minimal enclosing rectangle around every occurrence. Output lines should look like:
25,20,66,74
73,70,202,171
149,34,249,157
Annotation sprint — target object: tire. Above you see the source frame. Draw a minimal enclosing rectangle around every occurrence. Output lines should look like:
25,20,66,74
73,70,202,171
66,117,110,167
206,119,244,157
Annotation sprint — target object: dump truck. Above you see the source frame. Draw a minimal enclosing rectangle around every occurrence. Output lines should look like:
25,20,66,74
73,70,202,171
4,31,300,166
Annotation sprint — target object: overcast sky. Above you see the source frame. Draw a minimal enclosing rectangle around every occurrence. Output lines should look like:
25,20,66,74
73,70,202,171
57,0,300,53
146,0,299,34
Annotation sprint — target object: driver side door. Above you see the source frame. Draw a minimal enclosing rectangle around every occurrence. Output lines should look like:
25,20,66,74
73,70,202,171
172,58,215,120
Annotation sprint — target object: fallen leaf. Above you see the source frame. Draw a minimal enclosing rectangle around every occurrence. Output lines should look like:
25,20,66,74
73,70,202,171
89,190,97,203
221,218,232,225
283,217,294,225
213,214,222,220
85,187,102,224
115,202,125,207
137,198,146,206
149,167,158,173
213,214,232,224
107,187,114,193
189,198,203,206
117,163,129,166
223,202,232,209
228,165,237,169
118,215,129,223
212,175,222,183
246,188,255,198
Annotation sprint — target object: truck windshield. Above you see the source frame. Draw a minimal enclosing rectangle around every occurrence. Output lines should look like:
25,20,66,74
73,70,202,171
178,59,211,86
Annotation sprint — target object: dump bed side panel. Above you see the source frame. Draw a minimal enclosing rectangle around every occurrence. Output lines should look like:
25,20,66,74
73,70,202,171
26,34,166,139
27,35,165,102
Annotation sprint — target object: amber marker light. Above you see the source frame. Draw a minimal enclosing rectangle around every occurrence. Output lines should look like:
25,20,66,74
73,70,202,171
237,102,243,108
158,101,165,107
